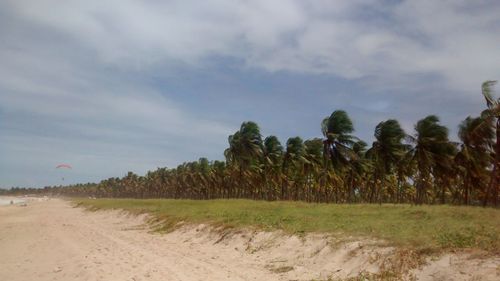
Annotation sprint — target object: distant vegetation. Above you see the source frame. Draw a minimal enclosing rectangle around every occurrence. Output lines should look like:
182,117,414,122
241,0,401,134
5,81,500,206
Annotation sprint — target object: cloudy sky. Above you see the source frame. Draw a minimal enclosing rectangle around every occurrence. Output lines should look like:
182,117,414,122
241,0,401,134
1,0,499,188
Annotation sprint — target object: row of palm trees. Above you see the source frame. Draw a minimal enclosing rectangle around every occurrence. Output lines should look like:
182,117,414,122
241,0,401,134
6,81,499,206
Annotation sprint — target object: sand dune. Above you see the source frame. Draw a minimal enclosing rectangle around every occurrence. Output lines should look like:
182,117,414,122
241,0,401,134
0,198,498,281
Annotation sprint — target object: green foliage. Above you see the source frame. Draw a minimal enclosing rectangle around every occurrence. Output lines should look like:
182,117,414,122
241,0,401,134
322,110,357,170
75,198,500,253
6,81,499,206
322,110,354,140
480,80,499,206
456,116,494,204
409,115,457,204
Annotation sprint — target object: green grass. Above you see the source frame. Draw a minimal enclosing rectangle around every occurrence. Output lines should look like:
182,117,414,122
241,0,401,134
74,198,500,253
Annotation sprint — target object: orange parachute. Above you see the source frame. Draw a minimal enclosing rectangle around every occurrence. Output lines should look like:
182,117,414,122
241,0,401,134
56,164,72,169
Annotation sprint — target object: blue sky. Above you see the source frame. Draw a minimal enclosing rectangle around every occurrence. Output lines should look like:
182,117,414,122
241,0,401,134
1,0,499,187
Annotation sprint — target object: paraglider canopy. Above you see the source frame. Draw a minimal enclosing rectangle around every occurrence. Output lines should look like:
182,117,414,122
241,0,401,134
56,164,72,169
56,164,72,182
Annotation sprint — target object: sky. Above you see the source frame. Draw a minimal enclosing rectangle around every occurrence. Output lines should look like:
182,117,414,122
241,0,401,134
1,0,499,188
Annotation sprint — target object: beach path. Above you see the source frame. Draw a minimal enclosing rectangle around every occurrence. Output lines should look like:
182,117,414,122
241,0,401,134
0,199,275,281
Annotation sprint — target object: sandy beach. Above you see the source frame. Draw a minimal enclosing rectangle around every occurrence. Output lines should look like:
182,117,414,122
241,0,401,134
1,198,499,281
0,198,273,281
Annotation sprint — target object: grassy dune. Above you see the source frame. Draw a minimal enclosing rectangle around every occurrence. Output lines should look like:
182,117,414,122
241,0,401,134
74,199,500,253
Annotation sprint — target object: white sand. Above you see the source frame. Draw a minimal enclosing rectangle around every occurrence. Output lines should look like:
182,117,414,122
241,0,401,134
0,197,25,206
0,198,498,281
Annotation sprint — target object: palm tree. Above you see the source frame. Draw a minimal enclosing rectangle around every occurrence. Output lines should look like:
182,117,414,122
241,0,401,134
346,140,369,203
283,137,306,200
263,136,284,200
264,136,284,164
409,115,454,204
432,144,457,204
480,81,499,206
321,110,357,170
304,138,324,202
211,160,227,198
366,119,407,203
456,116,494,204
122,172,140,198
224,121,264,198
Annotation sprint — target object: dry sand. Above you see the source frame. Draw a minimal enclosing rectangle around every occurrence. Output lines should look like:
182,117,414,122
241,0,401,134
0,198,498,281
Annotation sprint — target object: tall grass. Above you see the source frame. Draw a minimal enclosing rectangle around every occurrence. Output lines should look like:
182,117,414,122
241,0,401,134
75,199,500,253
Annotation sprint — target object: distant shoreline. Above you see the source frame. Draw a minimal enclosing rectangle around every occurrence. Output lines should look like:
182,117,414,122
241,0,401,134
0,196,25,206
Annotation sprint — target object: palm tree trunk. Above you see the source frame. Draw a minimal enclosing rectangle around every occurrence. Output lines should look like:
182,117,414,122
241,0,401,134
464,173,469,205
349,171,355,203
494,119,500,206
397,174,403,203
370,175,377,203
487,119,500,206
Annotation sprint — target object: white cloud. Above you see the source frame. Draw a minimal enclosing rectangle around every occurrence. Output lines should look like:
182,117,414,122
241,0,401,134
0,17,234,186
4,0,499,93
1,0,499,186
